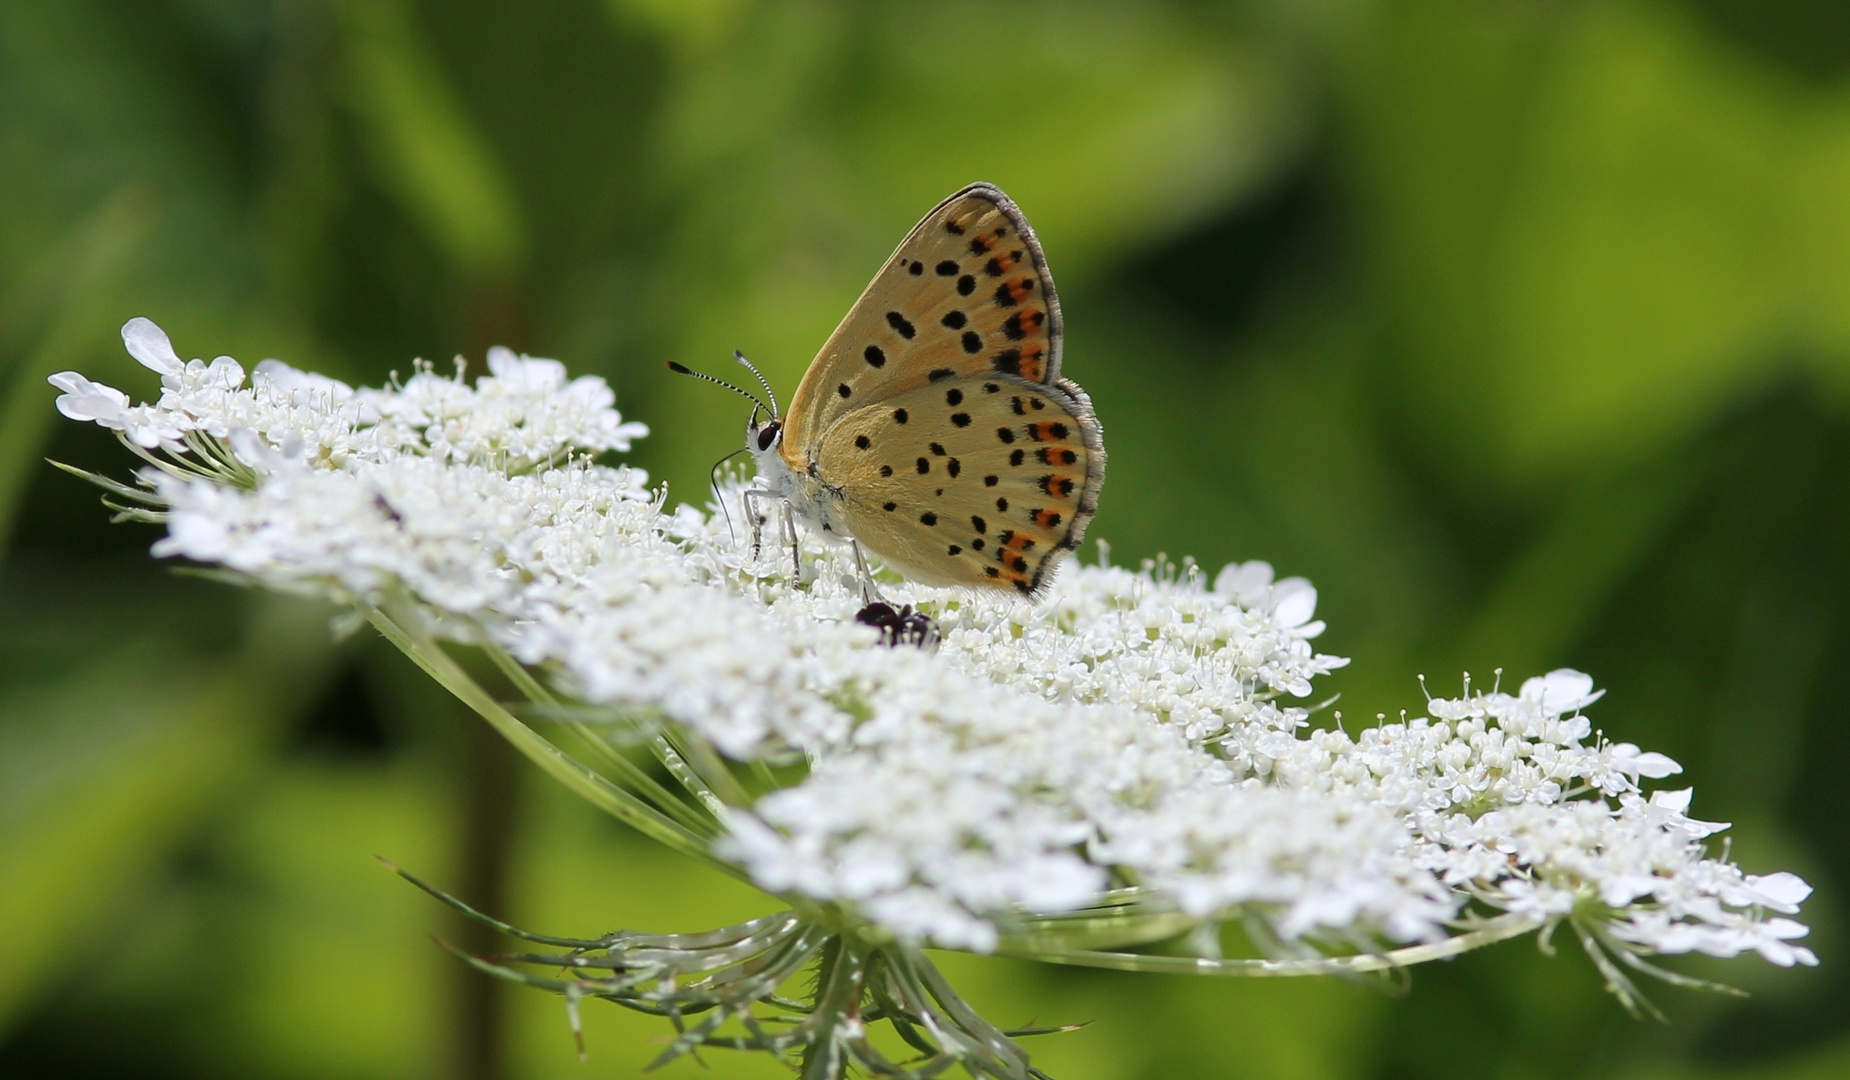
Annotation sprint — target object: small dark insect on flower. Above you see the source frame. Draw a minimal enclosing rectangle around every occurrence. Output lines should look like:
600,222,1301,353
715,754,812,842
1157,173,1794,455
854,602,940,650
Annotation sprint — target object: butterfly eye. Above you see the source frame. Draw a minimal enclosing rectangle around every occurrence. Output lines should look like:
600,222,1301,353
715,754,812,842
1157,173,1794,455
756,421,781,452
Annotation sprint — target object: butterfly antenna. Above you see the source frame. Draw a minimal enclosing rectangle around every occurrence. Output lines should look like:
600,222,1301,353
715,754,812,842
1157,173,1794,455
733,351,779,419
708,446,749,543
664,361,771,416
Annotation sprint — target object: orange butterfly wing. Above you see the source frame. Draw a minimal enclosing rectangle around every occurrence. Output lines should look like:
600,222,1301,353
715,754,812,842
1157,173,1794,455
782,184,1065,457
782,183,1103,595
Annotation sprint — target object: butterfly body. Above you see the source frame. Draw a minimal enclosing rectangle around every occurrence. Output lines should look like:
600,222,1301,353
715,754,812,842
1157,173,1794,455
748,183,1104,597
746,417,843,535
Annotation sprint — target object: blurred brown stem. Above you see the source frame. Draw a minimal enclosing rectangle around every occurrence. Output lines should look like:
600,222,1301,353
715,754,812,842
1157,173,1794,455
454,712,520,1080
452,280,526,1080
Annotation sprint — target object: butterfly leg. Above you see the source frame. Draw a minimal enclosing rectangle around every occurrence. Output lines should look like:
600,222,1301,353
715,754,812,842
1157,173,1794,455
781,499,801,581
740,487,774,564
738,488,807,584
849,539,883,604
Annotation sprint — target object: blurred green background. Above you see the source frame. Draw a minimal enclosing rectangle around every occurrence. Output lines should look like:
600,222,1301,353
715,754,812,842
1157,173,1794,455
1,1,1845,1077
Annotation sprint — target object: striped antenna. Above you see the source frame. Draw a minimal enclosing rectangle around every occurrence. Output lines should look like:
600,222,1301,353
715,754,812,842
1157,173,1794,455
665,360,772,418
732,351,779,419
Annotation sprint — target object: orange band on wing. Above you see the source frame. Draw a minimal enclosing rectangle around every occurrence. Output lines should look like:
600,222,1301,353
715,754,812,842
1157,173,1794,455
1037,474,1076,499
994,277,1036,307
983,250,1022,277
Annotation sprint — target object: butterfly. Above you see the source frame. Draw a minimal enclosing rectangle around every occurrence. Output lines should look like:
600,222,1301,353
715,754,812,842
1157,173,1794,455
680,183,1104,597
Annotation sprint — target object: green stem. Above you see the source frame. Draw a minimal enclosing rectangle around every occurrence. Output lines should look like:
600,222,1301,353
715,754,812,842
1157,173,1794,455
653,731,734,823
663,724,754,811
997,911,1548,976
365,604,744,881
1003,909,1198,952
572,724,724,837
800,936,868,1080
480,644,720,838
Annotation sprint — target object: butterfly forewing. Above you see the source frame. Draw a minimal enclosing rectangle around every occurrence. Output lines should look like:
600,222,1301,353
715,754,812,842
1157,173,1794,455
780,184,1064,465
815,374,1102,595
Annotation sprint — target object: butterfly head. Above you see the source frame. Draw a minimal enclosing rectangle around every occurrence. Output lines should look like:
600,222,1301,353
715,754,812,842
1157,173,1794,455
745,409,794,484
747,414,782,455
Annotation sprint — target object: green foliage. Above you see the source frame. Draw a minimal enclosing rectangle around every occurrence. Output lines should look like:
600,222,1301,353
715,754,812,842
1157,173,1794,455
0,1,1843,1077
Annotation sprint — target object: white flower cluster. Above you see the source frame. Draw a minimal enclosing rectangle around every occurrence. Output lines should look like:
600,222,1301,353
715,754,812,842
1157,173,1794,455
1229,670,1816,966
50,320,1816,967
51,317,645,470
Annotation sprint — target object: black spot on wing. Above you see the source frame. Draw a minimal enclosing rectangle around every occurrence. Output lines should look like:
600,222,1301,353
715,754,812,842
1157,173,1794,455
992,349,1021,375
920,512,937,526
864,345,886,368
893,408,908,424
886,311,916,338
916,457,930,474
961,331,981,353
957,274,976,296
941,311,967,329
951,413,971,427
996,427,1015,444
837,383,851,398
854,435,870,449
945,388,964,406
936,260,959,276
928,367,955,382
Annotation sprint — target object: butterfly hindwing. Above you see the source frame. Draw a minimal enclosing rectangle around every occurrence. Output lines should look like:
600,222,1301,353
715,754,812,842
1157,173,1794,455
780,184,1063,467
815,374,1102,595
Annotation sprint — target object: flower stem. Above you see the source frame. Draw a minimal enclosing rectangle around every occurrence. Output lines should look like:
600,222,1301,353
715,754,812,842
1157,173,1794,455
480,643,721,838
365,603,743,880
998,911,1548,977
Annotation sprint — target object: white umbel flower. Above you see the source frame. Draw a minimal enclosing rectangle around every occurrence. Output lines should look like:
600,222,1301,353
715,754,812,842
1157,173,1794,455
50,319,1815,975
